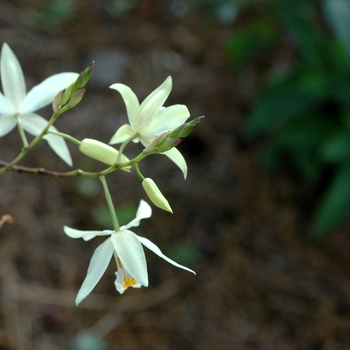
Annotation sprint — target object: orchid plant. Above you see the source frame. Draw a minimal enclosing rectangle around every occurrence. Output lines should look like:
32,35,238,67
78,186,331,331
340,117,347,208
0,42,202,305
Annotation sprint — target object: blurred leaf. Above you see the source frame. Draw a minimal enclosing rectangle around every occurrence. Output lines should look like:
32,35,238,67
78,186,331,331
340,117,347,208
321,132,350,163
64,330,106,350
91,202,137,228
271,0,327,66
107,0,138,18
225,19,277,68
312,163,350,236
115,202,137,226
216,0,244,25
169,244,200,266
21,0,76,31
322,0,350,53
75,178,100,199
246,69,328,135
263,115,337,180
92,206,112,228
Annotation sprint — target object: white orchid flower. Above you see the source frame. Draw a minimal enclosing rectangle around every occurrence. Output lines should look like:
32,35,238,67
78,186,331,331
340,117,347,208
64,200,195,305
109,77,190,178
0,43,79,166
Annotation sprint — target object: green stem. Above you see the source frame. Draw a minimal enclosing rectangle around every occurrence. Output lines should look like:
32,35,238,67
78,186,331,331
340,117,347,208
100,176,119,231
117,134,137,164
17,117,29,148
134,163,145,181
48,130,81,146
0,145,151,178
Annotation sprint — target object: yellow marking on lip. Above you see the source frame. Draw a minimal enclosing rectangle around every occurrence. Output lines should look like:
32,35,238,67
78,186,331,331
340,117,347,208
122,276,139,289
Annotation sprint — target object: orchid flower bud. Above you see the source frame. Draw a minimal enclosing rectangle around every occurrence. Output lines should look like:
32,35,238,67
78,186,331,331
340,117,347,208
169,116,204,139
142,178,173,213
79,138,130,170
143,132,181,154
53,62,94,112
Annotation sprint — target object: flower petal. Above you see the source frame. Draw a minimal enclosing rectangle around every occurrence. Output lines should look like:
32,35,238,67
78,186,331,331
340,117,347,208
109,123,135,145
122,200,152,230
63,226,113,241
137,235,196,275
136,77,172,132
144,104,190,138
111,230,148,286
45,132,73,166
163,147,188,179
75,238,114,305
109,83,139,128
0,92,15,114
114,257,142,294
1,43,26,109
20,113,72,166
20,72,79,113
0,114,17,137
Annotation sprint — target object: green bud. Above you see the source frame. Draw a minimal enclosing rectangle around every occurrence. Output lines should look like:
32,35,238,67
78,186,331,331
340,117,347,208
60,84,73,106
74,61,94,89
143,132,182,155
155,136,182,153
79,138,130,170
53,63,94,113
169,116,204,139
142,178,173,213
143,132,170,153
52,90,64,113
68,88,86,108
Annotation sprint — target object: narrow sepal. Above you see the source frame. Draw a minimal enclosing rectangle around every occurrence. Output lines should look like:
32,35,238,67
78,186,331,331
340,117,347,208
75,238,114,305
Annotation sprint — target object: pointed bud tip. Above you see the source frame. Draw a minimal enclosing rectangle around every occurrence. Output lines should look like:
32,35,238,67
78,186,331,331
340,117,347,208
142,178,173,213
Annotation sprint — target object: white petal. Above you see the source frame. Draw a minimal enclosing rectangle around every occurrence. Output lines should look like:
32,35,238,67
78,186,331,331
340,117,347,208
45,132,73,166
109,123,135,145
137,235,196,275
75,238,114,305
109,83,139,127
20,72,79,113
114,258,142,294
144,104,190,137
21,113,72,166
163,147,188,179
111,230,148,286
1,43,26,109
122,200,152,230
0,114,17,137
136,77,172,132
20,113,48,135
0,92,15,114
63,226,113,241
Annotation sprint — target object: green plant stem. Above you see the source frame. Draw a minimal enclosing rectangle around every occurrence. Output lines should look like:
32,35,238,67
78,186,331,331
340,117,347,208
0,142,151,178
48,130,81,145
100,176,119,231
17,117,29,148
134,163,145,181
117,134,137,164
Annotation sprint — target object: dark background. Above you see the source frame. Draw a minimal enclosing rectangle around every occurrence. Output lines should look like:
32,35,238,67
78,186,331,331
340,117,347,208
1,0,350,349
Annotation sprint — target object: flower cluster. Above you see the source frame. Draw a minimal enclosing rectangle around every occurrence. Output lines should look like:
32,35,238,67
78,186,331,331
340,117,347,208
0,43,201,306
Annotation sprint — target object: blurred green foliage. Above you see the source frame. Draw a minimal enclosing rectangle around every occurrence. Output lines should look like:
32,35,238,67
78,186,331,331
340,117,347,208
91,202,137,228
224,0,350,236
21,0,76,31
64,330,106,350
